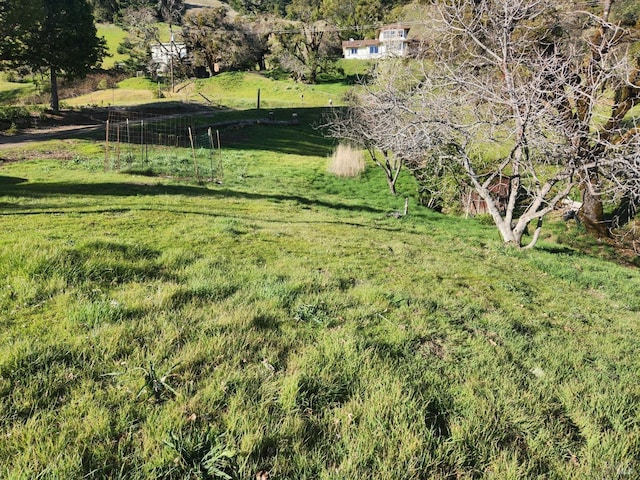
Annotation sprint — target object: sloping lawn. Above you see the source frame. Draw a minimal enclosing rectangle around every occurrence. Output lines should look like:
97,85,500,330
0,125,639,478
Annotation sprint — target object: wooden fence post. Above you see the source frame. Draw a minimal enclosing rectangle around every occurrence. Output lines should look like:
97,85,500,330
188,127,200,181
104,119,110,171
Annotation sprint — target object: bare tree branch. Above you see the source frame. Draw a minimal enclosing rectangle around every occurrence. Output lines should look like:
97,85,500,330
326,0,640,248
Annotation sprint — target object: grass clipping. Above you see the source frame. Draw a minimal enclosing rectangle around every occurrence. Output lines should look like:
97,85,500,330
328,144,365,177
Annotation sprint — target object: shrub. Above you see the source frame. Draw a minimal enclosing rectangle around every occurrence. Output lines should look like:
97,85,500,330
327,143,365,177
0,106,31,131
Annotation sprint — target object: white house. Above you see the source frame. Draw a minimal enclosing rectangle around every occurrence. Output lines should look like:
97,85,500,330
342,24,412,60
150,40,188,75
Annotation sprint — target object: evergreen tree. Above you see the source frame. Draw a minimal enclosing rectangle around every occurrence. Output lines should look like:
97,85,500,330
0,0,40,64
2,0,106,112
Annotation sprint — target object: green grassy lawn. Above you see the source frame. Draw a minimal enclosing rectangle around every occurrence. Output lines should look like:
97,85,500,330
0,79,37,106
65,71,356,109
190,72,346,108
1,109,640,479
97,23,128,70
64,77,159,108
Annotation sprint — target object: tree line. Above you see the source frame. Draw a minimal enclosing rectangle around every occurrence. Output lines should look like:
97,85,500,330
88,0,406,25
117,0,407,83
89,0,185,23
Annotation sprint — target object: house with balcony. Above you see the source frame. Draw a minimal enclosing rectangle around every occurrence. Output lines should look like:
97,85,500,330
342,24,412,60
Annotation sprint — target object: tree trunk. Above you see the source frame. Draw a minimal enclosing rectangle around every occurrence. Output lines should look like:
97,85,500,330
579,183,608,237
573,0,614,238
522,218,543,250
380,151,398,195
50,67,59,112
308,64,317,84
387,177,397,196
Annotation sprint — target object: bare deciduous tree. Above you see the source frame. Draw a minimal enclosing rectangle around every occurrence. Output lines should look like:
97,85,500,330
325,64,433,195
270,22,341,83
269,0,341,83
118,7,159,72
329,0,640,248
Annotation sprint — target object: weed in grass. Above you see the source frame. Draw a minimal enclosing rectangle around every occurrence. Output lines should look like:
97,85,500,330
136,362,180,403
496,279,538,305
70,295,125,328
293,302,331,326
163,429,238,480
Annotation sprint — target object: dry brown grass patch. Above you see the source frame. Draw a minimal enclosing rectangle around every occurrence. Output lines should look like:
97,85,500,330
327,144,365,178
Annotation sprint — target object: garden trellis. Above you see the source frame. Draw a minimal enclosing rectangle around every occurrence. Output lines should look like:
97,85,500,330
104,109,223,182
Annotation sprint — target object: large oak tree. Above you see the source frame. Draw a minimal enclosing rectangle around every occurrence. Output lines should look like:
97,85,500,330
182,7,269,74
270,0,341,83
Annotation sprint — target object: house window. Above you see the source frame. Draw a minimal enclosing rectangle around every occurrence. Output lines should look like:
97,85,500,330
349,48,358,55
369,46,379,54
382,29,406,40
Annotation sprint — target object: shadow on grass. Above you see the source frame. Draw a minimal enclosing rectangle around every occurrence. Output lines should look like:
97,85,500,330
105,103,336,157
35,239,169,287
316,73,372,86
537,245,577,256
0,181,384,215
117,101,225,115
193,107,336,157
2,102,337,158
0,88,30,104
0,175,27,185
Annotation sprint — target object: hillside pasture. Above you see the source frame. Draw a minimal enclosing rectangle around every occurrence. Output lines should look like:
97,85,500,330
0,79,37,106
64,78,158,108
1,106,640,478
63,71,355,110
97,23,128,70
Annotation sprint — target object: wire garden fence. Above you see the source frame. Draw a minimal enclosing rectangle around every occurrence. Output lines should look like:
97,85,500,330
104,110,223,182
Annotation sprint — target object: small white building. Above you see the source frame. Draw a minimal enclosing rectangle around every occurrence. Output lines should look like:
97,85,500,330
150,41,188,75
342,24,412,60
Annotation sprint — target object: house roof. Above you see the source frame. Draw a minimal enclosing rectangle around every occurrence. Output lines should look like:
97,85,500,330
342,39,381,48
342,23,413,49
379,23,411,31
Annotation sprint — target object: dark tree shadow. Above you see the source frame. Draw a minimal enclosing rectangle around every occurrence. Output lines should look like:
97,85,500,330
0,181,384,215
536,245,577,256
2,102,338,158
0,88,30,104
0,175,27,185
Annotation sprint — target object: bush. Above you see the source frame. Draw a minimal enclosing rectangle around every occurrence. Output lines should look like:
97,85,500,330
327,143,365,177
58,72,127,99
0,106,32,131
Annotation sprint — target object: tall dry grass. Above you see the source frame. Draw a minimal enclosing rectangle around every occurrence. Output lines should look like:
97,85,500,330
327,144,365,177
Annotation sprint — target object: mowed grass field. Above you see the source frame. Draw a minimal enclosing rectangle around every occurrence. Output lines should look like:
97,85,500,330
1,107,640,479
64,68,362,109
